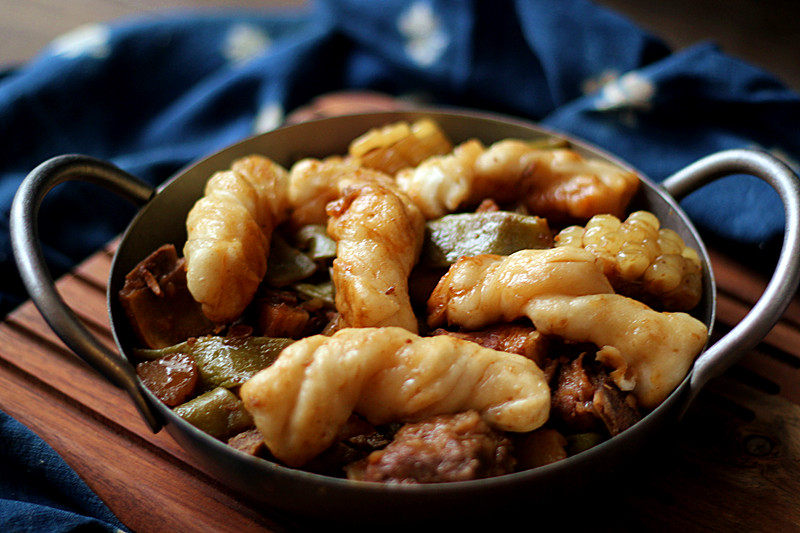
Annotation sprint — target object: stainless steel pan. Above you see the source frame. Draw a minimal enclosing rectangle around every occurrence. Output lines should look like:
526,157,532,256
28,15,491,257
11,109,800,519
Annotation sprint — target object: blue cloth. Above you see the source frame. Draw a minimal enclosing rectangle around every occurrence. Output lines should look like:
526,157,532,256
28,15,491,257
1,0,798,314
1,0,798,528
0,411,128,532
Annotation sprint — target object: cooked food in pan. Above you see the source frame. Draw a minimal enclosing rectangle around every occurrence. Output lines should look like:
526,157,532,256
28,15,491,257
119,118,708,484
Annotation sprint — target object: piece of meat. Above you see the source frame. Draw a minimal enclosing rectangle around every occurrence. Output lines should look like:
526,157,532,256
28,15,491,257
592,375,642,436
541,358,560,384
227,428,267,457
431,325,548,366
551,355,598,432
475,198,501,213
119,244,214,348
253,289,337,338
135,352,199,407
549,354,642,436
347,411,515,483
258,302,310,338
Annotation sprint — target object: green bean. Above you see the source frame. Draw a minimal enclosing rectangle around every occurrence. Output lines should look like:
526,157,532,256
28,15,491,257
174,387,253,439
422,211,553,267
136,335,294,389
265,234,317,286
292,281,335,308
295,224,337,261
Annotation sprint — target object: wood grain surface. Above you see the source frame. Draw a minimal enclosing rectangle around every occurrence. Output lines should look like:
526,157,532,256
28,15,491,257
3,238,800,531
3,96,800,530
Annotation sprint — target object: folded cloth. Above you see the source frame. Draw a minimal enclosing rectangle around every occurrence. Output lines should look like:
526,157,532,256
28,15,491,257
0,410,128,532
1,0,798,315
0,0,798,527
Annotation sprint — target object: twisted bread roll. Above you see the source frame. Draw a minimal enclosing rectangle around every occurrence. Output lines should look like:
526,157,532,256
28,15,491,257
427,247,614,329
471,141,640,221
349,119,453,175
525,295,707,408
395,139,484,219
428,251,708,408
286,157,390,227
240,327,550,466
184,156,289,323
327,180,425,332
396,139,639,221
555,211,703,310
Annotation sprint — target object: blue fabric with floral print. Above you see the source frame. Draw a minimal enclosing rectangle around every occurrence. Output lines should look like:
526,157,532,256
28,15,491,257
1,0,799,528
1,0,798,314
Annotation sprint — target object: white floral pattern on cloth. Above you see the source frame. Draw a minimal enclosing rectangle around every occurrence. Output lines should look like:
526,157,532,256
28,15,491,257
397,2,448,67
50,24,111,60
253,102,284,134
222,23,272,66
581,69,620,96
583,70,656,128
594,71,656,112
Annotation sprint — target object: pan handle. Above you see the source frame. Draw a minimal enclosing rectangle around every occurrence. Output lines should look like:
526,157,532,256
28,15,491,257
10,155,162,432
661,149,800,406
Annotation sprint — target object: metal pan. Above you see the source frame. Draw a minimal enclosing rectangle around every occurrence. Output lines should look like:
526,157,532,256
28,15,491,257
11,109,800,520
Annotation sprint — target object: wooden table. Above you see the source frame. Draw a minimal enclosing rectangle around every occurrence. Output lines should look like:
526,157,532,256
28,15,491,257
3,98,800,530
4,236,800,531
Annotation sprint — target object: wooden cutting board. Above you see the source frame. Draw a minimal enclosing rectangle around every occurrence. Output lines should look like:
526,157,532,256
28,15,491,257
2,94,799,531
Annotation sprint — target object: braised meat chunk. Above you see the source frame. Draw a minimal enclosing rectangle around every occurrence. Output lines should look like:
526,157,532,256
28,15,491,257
135,352,199,407
253,289,335,339
550,353,641,436
432,324,548,366
592,373,642,436
551,355,598,432
347,411,515,483
119,244,214,349
228,428,267,457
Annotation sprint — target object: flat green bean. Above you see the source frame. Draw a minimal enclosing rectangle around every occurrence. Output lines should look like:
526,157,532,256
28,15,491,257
174,387,253,439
